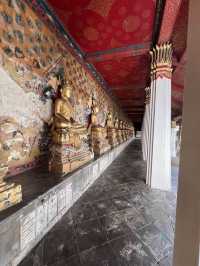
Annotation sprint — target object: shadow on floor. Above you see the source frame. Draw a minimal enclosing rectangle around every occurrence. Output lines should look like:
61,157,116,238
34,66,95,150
20,140,176,266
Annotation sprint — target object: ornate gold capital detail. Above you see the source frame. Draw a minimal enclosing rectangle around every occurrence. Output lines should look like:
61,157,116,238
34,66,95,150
150,43,173,80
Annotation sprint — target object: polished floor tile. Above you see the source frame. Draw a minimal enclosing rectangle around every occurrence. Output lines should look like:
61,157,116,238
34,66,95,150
72,201,97,224
74,218,108,252
99,212,132,241
80,243,120,266
110,233,157,266
136,223,172,261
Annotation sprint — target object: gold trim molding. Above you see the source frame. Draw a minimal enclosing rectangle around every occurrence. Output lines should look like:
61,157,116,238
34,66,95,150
150,43,173,80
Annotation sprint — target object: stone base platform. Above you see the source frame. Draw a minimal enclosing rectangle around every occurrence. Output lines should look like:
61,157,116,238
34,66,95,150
93,144,111,156
0,138,134,266
49,151,94,175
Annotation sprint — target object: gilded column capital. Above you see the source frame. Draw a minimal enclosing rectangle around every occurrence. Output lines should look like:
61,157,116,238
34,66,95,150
150,43,173,80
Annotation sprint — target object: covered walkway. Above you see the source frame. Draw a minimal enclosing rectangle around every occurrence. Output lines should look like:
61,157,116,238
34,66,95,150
20,140,176,266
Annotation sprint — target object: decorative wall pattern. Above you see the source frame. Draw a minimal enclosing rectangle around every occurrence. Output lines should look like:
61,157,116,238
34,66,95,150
47,0,155,52
0,0,128,177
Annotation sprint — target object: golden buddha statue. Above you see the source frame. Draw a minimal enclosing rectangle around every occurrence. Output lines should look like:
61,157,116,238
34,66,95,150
91,96,99,126
124,122,128,140
106,112,118,148
52,82,88,149
115,118,123,144
114,117,119,129
106,112,113,128
121,121,126,142
90,97,110,156
49,81,93,175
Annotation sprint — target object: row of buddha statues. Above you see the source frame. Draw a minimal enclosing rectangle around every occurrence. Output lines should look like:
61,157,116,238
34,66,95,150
49,81,135,175
0,80,134,211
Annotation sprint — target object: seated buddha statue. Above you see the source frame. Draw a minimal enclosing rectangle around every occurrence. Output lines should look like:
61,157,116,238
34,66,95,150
52,82,88,149
91,96,99,127
106,112,113,128
114,117,119,129
121,121,126,142
90,97,110,156
49,81,93,174
114,117,122,144
106,112,118,148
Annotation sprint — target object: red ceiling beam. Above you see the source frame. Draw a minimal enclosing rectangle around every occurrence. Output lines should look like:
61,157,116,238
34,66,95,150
85,43,150,63
111,85,146,89
172,50,186,92
172,83,184,91
173,50,186,73
158,0,182,44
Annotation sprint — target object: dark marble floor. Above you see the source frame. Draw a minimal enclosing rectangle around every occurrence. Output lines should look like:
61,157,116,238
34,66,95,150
19,140,177,266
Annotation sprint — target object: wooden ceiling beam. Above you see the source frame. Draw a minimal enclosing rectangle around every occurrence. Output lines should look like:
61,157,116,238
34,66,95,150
151,0,166,46
85,43,150,63
158,0,182,44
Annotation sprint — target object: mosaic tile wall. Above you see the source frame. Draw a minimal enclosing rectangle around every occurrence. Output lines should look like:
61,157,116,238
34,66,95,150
0,0,128,177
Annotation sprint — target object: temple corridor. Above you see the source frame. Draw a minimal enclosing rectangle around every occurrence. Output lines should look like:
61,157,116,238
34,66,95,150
20,140,176,266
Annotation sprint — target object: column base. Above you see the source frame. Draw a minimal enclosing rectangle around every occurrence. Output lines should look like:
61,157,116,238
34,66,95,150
149,182,171,192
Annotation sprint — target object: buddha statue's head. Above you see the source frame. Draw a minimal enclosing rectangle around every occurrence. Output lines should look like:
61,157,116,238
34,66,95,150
61,82,71,99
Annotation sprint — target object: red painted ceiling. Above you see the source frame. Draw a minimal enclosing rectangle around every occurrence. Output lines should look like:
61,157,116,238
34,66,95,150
47,0,188,121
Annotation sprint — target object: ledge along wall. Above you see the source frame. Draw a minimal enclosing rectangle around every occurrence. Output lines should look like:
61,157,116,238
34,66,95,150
0,0,130,177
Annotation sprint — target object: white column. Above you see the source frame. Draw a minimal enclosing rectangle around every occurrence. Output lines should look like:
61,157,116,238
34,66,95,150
141,114,146,160
171,121,179,158
146,44,172,191
142,87,150,161
173,0,200,265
